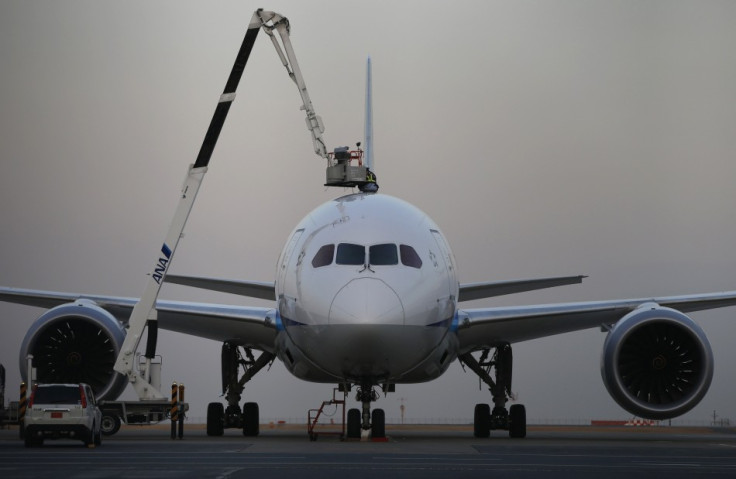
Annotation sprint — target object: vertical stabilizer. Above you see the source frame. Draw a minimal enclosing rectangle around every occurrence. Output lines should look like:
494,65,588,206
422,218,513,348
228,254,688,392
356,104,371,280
364,57,374,170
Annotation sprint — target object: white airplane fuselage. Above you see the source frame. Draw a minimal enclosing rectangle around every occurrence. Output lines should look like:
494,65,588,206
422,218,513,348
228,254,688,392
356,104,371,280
273,192,460,385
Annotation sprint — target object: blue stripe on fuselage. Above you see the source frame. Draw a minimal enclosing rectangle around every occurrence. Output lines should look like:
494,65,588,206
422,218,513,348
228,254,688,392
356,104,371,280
274,310,286,331
427,316,454,329
449,312,460,332
279,315,306,328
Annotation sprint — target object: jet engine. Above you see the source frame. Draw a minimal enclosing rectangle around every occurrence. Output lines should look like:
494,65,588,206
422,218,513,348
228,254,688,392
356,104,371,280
18,300,128,401
601,304,713,420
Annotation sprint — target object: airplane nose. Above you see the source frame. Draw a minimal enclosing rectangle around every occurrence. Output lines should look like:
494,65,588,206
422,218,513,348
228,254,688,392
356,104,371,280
329,278,404,325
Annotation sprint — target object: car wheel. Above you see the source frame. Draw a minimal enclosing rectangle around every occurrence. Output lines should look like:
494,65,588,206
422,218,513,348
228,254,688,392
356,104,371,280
85,426,96,447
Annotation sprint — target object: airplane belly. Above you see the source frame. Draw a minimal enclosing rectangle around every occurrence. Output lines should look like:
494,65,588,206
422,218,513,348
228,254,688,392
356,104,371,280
276,323,457,384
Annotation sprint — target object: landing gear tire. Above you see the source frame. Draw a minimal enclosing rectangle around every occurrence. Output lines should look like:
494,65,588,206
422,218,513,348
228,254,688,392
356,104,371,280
242,402,259,437
206,402,224,436
371,408,386,439
347,408,361,439
473,403,491,438
509,404,526,438
100,413,121,436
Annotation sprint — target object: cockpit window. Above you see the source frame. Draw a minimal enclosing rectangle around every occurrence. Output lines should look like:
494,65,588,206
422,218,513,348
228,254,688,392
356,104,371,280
311,244,334,268
400,244,423,268
336,243,365,265
369,244,398,265
326,243,422,268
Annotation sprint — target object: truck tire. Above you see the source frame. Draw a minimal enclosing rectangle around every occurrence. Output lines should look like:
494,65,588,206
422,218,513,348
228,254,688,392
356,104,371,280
101,413,121,436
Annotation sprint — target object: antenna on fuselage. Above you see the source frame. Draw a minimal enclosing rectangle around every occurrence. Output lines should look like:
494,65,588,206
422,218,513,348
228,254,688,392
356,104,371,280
324,57,378,192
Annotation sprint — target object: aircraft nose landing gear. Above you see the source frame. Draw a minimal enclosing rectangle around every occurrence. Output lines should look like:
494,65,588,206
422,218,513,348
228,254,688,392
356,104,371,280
461,343,526,438
346,382,386,440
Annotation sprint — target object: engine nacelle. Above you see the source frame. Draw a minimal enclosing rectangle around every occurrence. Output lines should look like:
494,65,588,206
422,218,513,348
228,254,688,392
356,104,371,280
19,300,128,401
601,304,713,420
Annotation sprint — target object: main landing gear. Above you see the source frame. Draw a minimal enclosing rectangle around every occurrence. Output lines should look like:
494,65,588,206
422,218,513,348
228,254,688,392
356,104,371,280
207,342,274,437
345,382,387,440
460,343,526,438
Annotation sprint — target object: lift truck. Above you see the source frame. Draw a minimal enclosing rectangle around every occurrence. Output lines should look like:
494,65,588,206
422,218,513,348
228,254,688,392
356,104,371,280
105,9,368,436
0,364,20,428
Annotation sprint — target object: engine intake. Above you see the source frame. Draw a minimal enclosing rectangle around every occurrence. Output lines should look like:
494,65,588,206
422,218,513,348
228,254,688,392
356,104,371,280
601,304,713,420
19,300,128,401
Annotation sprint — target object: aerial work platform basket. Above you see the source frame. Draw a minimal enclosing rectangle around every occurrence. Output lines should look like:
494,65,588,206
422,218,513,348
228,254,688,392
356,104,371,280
325,146,377,191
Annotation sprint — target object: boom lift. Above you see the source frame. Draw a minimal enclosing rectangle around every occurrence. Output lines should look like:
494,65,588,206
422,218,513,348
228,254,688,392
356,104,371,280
260,11,376,191
107,9,368,434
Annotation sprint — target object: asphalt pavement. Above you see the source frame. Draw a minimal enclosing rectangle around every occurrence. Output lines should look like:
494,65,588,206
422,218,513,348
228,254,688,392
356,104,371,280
1,424,735,479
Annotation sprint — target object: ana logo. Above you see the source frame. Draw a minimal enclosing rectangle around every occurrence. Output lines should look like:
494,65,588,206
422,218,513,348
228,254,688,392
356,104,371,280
152,244,173,284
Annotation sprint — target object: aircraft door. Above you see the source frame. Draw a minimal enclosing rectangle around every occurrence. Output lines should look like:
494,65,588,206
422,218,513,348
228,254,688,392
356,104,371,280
430,230,455,274
278,229,304,294
430,230,457,313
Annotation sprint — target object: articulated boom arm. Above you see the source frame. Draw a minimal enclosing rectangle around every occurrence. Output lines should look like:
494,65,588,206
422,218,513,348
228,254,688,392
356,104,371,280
255,10,330,162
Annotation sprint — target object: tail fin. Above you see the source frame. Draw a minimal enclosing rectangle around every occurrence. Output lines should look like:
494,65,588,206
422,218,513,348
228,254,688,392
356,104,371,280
364,57,374,170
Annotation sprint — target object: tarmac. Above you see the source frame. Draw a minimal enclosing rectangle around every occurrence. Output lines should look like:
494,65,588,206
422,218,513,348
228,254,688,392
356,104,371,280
1,423,735,478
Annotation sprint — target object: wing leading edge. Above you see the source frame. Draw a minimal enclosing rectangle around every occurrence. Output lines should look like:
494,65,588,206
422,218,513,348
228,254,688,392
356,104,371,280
456,290,736,354
165,275,276,300
162,273,585,302
459,275,586,301
0,287,277,352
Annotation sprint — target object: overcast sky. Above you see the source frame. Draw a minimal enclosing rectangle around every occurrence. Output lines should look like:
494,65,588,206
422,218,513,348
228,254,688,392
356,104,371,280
1,0,735,424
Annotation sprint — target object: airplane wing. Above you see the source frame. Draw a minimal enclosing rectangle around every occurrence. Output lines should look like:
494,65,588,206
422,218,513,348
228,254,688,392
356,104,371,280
458,275,586,301
162,273,585,302
0,287,277,352
456,290,736,354
165,274,275,300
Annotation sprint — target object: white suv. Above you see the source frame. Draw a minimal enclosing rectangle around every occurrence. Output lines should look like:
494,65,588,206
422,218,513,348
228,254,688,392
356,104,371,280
24,383,102,447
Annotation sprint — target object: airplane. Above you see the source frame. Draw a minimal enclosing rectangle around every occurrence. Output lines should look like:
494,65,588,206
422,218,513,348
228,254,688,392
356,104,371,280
3,12,736,440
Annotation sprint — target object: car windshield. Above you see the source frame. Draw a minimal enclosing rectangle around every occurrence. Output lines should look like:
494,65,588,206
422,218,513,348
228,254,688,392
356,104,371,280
34,386,80,404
